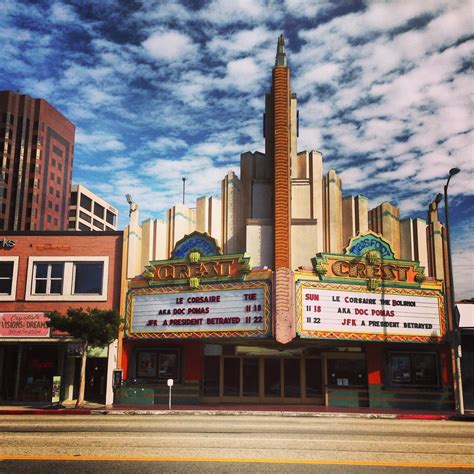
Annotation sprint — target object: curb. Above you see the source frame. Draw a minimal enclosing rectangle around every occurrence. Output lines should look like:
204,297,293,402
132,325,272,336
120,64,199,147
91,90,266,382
0,409,91,415
0,408,459,420
91,409,399,419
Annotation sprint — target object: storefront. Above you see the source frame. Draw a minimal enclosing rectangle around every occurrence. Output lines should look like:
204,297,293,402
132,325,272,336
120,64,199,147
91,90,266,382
294,232,452,410
0,230,123,405
120,231,453,411
0,312,64,402
457,303,474,411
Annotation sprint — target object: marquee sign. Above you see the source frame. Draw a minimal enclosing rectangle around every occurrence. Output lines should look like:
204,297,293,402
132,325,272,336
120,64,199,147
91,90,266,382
296,281,445,343
126,280,271,339
311,232,426,289
141,231,250,288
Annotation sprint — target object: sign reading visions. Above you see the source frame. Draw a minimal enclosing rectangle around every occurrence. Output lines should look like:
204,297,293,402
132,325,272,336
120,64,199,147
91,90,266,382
127,282,270,338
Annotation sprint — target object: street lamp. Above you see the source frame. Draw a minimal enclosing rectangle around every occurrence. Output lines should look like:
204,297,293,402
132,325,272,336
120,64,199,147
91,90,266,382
440,167,463,415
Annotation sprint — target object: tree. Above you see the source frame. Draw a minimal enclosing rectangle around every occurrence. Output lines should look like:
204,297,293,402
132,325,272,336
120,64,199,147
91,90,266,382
46,307,121,408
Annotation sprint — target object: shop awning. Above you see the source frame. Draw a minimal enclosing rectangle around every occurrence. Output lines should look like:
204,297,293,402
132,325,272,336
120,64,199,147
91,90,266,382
457,304,474,328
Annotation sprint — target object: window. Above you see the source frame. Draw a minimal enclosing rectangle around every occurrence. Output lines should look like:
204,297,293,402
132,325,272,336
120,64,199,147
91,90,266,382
70,191,77,206
93,219,104,230
79,222,90,231
80,194,92,211
55,190,60,198
33,263,64,295
48,200,53,209
135,349,180,380
26,257,109,301
106,210,116,226
388,352,439,388
54,203,59,212
79,211,91,223
73,262,103,294
94,203,104,219
56,176,61,185
47,215,52,223
0,260,17,297
69,210,76,217
68,221,75,229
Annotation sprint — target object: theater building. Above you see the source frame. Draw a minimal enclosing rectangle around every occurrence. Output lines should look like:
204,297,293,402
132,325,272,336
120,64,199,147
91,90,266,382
0,230,122,405
118,36,453,410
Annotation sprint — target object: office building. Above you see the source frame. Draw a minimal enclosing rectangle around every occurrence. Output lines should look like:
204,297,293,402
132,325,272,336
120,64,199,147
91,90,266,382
0,91,75,231
68,184,118,232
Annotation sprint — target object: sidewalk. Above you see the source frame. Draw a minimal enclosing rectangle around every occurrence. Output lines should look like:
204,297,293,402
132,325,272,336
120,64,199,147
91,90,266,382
0,401,468,420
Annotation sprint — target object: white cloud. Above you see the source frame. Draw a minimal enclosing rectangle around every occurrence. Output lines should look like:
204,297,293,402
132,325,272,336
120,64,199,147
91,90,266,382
76,129,126,152
50,2,78,23
142,30,197,61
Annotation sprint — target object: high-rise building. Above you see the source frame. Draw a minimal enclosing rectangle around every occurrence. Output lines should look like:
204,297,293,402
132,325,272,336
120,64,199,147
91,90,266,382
0,91,75,230
68,184,118,232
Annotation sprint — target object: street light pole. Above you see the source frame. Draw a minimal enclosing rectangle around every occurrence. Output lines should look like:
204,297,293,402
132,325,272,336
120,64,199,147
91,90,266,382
441,167,464,415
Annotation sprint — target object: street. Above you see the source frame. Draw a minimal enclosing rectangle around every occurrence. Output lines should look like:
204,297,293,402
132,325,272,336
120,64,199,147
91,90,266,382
0,414,473,472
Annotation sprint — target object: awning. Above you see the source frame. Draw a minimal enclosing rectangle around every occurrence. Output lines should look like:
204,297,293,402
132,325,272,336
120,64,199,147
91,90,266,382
457,304,474,328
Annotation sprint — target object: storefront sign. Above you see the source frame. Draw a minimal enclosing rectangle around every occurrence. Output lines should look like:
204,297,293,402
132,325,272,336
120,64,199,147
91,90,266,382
297,283,445,343
0,237,16,249
0,313,50,338
127,282,270,338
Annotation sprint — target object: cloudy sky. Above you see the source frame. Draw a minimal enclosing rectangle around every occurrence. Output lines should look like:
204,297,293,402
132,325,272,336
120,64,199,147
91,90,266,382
1,0,473,297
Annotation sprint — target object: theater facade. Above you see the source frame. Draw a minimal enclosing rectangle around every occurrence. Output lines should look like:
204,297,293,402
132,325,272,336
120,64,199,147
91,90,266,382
118,36,454,411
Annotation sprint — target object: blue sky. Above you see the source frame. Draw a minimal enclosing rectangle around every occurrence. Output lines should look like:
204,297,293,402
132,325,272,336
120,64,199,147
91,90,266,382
1,0,473,298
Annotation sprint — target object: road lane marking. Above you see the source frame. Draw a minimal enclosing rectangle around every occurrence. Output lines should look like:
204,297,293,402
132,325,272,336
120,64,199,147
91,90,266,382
1,455,473,468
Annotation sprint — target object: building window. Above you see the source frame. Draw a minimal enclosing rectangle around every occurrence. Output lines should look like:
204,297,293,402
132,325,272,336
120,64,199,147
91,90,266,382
56,176,61,185
54,203,59,212
50,172,55,180
53,217,58,225
33,263,64,295
80,194,92,211
69,209,75,217
388,352,439,388
0,257,18,293
49,186,54,194
0,261,14,295
26,257,109,301
55,190,60,198
68,221,75,229
79,211,91,223
48,200,53,209
79,222,90,231
70,191,77,206
135,349,180,381
47,215,52,223
94,203,105,219
73,262,103,294
93,219,104,230
106,210,116,226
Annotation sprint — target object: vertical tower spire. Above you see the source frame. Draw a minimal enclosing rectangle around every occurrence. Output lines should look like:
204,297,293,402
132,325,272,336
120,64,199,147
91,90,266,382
275,34,287,66
267,35,295,344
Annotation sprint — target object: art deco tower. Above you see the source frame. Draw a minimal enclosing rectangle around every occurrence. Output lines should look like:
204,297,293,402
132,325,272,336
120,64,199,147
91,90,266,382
265,35,295,343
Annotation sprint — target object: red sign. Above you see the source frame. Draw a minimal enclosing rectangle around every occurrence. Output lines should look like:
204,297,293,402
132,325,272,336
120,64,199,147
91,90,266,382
0,313,50,338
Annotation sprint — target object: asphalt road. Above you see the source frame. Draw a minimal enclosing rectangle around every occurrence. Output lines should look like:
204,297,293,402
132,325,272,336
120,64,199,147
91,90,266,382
0,414,473,473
